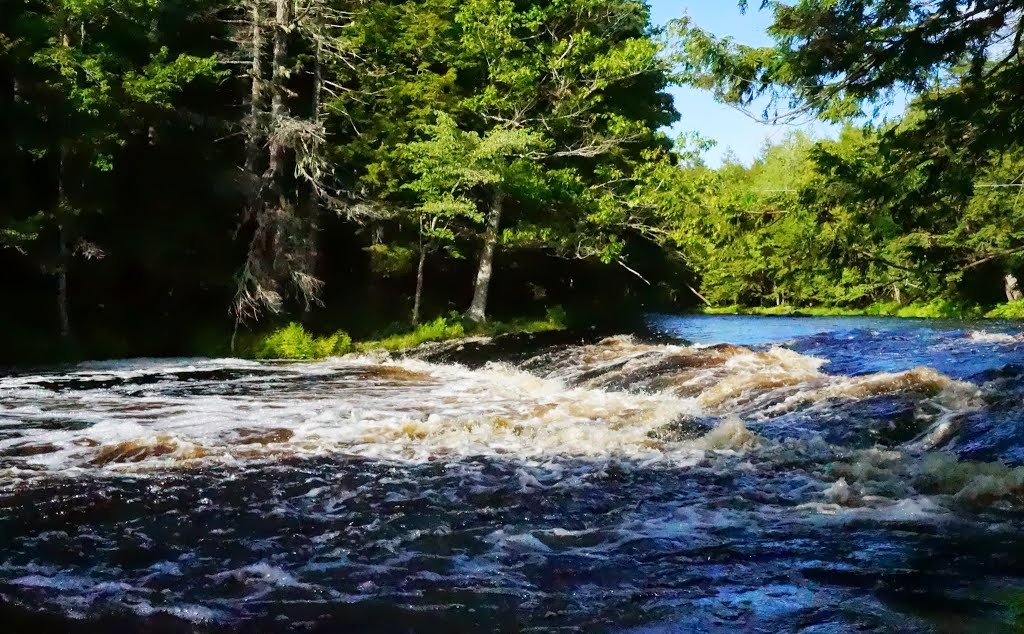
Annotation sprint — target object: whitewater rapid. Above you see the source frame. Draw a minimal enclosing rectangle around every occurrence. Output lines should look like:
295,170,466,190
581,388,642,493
3,324,1024,632
0,338,983,479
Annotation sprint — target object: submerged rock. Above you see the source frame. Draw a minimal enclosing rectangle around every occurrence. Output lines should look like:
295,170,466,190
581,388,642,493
646,416,715,442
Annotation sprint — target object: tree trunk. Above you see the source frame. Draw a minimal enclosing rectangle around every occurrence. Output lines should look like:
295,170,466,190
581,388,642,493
264,0,293,285
311,39,322,120
268,0,290,189
466,191,503,323
301,38,323,319
303,39,322,219
243,0,265,189
56,20,71,341
146,4,162,146
56,144,71,340
413,237,427,325
233,0,268,343
1005,273,1022,302
57,225,70,340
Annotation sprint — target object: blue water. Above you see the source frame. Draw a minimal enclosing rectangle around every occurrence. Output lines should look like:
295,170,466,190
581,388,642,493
648,314,1024,380
4,317,1024,632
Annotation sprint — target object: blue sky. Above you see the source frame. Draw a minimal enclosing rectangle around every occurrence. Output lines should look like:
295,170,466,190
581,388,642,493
648,1,838,166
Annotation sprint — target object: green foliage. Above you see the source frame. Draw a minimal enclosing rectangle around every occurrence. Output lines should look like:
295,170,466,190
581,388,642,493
986,301,1024,320
358,306,568,352
359,316,467,352
703,300,991,319
365,244,417,277
240,307,568,361
15,0,1024,362
3,0,685,356
544,304,568,329
663,120,1024,314
3,0,219,281
330,331,355,356
674,0,1024,157
399,111,545,258
703,305,867,317
317,0,682,326
478,305,569,336
251,324,354,360
889,300,980,320
359,306,567,352
123,48,221,107
1005,586,1024,632
660,1,1024,317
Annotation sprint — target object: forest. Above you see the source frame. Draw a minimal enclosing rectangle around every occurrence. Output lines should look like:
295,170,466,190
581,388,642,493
2,0,1023,361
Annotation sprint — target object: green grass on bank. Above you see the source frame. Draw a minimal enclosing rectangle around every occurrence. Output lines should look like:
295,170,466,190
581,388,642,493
984,299,1024,319
702,298,1024,320
247,297,1024,361
240,306,568,360
245,323,354,360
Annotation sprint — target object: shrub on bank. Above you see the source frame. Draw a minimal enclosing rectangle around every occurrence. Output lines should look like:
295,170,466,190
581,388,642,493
703,304,868,317
245,306,569,360
701,299,987,319
702,304,869,317
480,305,569,335
358,316,467,352
986,300,1024,319
890,299,981,319
702,304,743,315
358,306,567,352
252,323,353,360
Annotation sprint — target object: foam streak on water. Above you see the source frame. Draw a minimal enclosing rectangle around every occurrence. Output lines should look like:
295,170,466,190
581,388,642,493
0,355,706,478
2,323,1024,632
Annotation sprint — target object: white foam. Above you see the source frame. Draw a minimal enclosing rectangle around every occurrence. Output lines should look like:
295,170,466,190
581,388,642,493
131,600,223,623
0,344,986,504
967,330,1018,344
0,357,706,479
210,562,305,588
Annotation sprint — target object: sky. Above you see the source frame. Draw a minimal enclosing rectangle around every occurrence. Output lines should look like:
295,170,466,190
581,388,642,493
647,1,839,167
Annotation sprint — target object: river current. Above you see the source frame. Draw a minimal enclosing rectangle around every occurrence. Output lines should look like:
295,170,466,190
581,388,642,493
3,315,1024,632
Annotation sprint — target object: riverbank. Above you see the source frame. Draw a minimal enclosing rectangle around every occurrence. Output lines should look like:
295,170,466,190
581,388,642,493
237,307,569,360
5,304,651,365
702,298,1024,320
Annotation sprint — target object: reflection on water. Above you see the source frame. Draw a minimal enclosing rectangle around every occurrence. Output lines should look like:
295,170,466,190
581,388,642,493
2,317,1024,632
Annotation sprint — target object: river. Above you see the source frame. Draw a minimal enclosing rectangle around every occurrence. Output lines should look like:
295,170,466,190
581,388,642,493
2,315,1024,632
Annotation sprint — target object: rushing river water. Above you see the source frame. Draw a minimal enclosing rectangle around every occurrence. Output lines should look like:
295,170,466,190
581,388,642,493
3,316,1024,632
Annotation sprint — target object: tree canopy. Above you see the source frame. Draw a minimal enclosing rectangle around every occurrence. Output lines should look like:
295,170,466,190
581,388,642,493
3,0,1024,360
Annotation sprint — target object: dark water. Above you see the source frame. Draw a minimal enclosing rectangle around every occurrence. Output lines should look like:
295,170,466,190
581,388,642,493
3,316,1024,632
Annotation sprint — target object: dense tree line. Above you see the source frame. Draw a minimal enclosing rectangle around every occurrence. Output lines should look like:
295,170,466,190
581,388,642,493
669,125,1024,311
672,0,1024,314
1,0,687,359
3,0,1024,360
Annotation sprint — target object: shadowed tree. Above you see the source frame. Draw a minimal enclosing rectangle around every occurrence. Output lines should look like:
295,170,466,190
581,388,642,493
5,0,217,340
